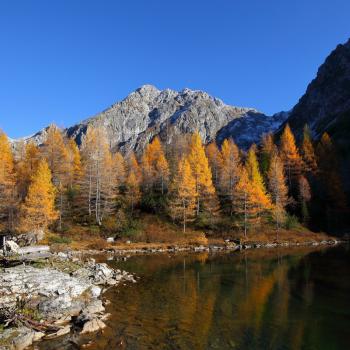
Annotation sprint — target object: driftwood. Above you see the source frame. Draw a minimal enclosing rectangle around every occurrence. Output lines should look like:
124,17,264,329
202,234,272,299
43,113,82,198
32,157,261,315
1,306,61,333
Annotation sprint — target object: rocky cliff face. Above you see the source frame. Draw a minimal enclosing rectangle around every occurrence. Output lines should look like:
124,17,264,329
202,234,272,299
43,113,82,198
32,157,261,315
64,85,286,152
283,38,350,142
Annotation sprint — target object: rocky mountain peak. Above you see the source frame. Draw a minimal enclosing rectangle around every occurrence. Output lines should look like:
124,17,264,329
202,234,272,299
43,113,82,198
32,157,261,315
285,38,350,140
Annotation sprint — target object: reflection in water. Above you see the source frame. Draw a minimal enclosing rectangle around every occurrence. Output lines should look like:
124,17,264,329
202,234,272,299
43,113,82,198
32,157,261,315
39,245,350,350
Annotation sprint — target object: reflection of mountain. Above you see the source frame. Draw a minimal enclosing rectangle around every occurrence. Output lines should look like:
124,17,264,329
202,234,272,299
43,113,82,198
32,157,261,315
52,247,346,350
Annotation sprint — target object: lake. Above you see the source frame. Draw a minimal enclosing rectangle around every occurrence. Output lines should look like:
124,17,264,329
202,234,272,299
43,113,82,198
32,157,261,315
39,245,350,350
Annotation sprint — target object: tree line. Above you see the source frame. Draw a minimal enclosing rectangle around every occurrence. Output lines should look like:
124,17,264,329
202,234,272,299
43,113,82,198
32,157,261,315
0,123,347,237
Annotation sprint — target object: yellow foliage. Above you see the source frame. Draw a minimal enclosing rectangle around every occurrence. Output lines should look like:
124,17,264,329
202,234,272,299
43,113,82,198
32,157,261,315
19,159,58,231
188,132,218,216
169,157,197,232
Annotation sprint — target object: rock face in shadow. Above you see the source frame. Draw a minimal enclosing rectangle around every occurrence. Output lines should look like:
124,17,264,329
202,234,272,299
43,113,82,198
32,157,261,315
282,38,350,141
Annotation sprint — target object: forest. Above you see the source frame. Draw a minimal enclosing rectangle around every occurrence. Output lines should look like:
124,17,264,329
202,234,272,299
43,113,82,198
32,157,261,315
0,124,347,242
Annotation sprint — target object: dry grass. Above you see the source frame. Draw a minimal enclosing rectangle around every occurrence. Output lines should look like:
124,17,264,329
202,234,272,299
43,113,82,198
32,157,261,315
42,214,333,252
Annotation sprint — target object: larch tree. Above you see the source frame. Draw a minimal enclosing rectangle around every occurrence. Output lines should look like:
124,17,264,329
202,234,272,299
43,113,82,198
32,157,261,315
41,125,70,229
141,137,169,194
246,145,271,214
279,124,303,191
125,171,141,215
19,159,57,232
260,133,275,180
206,142,222,187
16,141,41,200
169,157,197,233
155,152,170,195
232,167,260,237
301,125,317,174
187,132,220,219
298,175,311,224
126,151,142,180
66,138,83,187
113,152,126,185
218,138,240,215
0,131,16,231
268,153,289,233
80,126,116,225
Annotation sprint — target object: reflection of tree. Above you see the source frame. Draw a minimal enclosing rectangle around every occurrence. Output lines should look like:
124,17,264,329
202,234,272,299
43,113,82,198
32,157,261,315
85,246,343,350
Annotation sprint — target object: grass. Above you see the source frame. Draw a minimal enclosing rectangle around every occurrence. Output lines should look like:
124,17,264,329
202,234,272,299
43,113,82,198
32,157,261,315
44,213,332,252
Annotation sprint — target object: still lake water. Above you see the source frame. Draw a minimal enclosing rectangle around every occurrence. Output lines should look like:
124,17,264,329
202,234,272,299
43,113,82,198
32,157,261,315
39,245,350,350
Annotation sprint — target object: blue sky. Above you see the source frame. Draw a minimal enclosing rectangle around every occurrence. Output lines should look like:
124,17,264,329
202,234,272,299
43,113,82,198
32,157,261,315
0,0,349,138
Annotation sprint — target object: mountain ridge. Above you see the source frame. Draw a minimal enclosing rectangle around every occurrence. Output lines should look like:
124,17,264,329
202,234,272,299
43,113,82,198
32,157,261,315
9,38,350,153
12,84,287,153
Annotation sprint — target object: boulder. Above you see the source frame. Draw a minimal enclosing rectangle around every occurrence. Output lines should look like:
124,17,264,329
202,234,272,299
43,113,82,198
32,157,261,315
5,240,20,254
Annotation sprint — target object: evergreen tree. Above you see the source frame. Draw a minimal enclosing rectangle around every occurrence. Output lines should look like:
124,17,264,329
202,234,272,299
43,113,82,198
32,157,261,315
316,132,347,230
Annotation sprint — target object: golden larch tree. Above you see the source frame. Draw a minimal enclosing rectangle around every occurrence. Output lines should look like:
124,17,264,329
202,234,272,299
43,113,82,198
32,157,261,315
298,175,311,224
113,152,126,185
218,138,240,215
301,125,317,174
169,157,197,233
206,142,222,187
232,167,261,237
246,145,271,212
41,125,70,229
141,136,169,194
260,133,275,180
125,171,141,214
268,153,289,232
80,126,117,225
0,131,16,230
279,124,303,190
16,141,41,200
187,131,220,218
19,159,57,232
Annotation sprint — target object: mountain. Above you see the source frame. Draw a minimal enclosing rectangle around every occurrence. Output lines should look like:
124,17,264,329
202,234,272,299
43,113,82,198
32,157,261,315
64,85,287,153
283,38,350,146
12,39,350,154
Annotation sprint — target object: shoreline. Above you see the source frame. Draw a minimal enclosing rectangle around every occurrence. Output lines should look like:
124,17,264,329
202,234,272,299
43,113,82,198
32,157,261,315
69,237,344,257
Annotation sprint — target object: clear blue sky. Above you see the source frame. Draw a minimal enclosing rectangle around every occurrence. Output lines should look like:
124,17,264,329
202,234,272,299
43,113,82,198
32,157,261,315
0,0,349,138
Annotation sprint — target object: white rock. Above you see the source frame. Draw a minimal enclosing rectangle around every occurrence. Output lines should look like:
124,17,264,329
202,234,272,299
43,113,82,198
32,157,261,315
81,318,106,334
5,240,20,253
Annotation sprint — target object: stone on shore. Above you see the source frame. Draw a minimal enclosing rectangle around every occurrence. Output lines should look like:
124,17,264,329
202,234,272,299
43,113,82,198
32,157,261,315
81,318,106,334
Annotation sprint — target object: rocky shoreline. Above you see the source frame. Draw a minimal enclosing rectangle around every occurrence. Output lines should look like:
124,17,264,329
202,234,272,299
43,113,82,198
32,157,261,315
72,238,343,256
0,254,136,350
0,237,343,349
